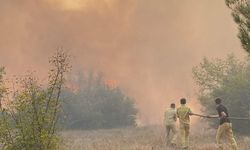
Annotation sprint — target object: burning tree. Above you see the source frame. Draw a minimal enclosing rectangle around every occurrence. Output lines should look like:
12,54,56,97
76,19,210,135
0,50,71,150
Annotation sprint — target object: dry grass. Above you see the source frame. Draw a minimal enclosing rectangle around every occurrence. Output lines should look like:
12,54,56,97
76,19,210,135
60,124,250,150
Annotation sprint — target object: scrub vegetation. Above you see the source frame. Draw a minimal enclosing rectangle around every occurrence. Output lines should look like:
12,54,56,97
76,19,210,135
0,50,71,150
60,72,138,130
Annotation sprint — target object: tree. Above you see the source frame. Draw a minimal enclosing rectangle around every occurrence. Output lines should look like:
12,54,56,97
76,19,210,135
193,54,250,134
226,0,250,53
0,50,71,150
60,71,138,129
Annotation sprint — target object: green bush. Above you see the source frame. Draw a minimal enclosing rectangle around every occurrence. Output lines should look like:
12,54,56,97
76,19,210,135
193,54,250,134
60,72,138,129
0,50,70,150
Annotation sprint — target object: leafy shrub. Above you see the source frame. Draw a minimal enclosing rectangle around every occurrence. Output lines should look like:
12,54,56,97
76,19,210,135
60,72,138,129
193,54,250,134
0,50,70,150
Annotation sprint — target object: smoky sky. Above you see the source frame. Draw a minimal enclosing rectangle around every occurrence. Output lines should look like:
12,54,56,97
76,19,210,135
0,0,246,124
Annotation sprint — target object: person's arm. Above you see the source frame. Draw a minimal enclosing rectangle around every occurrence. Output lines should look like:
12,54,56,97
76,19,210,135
207,114,219,118
221,111,227,118
207,105,222,118
173,112,177,121
188,108,193,116
218,106,228,118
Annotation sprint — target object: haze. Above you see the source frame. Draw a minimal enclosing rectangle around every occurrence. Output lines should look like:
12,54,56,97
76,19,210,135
0,0,246,124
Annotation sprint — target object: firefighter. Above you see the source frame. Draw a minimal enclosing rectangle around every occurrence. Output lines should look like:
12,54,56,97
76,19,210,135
209,98,239,150
176,98,193,149
164,103,177,146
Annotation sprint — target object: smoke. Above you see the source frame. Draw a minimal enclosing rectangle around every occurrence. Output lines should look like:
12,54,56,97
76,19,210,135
0,0,246,124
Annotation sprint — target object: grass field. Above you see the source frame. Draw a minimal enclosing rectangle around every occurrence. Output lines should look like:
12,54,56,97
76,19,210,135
61,123,250,150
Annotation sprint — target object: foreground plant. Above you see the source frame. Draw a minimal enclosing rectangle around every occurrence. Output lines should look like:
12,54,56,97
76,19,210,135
0,50,70,150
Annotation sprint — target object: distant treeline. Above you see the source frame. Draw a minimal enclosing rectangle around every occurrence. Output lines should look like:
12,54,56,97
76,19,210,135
60,72,138,130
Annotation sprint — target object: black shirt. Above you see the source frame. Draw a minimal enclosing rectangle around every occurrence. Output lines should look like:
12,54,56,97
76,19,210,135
216,104,230,125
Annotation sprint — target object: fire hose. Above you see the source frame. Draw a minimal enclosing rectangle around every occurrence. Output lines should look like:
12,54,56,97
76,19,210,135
192,113,250,120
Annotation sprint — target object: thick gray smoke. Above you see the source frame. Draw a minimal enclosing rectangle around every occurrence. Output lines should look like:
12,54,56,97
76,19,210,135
0,0,246,124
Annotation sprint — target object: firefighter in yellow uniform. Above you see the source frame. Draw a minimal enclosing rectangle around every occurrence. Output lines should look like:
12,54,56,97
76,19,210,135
164,103,177,146
177,98,193,150
213,98,238,150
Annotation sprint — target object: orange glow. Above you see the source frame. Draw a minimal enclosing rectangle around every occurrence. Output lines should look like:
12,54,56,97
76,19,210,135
105,79,117,89
48,0,88,10
45,0,116,11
